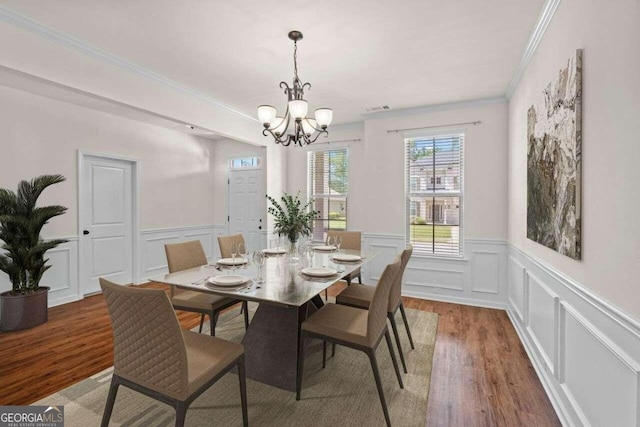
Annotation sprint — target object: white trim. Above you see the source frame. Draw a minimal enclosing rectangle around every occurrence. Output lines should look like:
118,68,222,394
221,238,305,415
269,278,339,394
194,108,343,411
77,151,140,289
0,5,257,124
140,224,218,235
510,244,640,338
402,290,506,310
361,97,506,121
504,0,563,98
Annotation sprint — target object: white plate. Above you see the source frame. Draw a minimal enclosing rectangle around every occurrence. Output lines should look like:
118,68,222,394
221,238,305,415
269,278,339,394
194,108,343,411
207,275,249,287
217,258,248,266
263,248,287,255
301,267,337,278
313,245,336,252
332,254,362,262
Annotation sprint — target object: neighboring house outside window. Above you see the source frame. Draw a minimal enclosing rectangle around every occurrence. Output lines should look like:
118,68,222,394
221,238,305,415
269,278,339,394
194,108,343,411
406,134,463,256
308,148,348,242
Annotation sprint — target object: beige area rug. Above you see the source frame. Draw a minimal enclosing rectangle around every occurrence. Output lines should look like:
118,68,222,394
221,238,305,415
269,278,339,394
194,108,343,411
35,303,438,426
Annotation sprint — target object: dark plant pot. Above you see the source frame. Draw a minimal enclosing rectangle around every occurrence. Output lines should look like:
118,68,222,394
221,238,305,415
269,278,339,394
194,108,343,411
0,287,49,332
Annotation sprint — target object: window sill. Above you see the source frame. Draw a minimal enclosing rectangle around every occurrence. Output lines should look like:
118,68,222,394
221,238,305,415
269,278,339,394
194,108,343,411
410,254,469,263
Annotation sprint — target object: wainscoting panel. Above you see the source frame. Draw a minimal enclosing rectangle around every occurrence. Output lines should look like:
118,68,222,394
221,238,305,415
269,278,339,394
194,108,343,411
361,234,508,309
139,224,227,280
508,255,526,322
0,237,80,309
507,245,640,427
526,272,559,374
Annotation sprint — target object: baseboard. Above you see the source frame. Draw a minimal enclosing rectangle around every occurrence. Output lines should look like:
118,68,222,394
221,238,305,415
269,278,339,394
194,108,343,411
402,290,506,310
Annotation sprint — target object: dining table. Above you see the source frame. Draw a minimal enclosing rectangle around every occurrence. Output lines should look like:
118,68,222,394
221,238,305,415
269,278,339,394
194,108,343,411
149,247,378,392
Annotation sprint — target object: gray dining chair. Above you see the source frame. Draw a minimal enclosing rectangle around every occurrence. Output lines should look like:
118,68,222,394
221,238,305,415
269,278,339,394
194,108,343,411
99,278,249,427
165,240,249,336
335,245,415,373
296,256,404,427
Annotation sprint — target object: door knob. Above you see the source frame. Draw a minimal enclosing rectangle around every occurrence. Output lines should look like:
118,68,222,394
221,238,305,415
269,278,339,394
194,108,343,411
258,226,262,230
83,230,90,235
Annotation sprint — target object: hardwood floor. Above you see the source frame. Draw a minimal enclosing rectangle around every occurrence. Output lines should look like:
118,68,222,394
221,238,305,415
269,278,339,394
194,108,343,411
0,283,560,426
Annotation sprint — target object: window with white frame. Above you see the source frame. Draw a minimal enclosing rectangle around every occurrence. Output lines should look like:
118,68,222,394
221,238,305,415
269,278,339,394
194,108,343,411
405,134,463,256
307,148,348,242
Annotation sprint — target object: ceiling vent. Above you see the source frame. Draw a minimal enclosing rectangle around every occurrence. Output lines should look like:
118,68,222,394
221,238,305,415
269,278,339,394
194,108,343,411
365,105,391,113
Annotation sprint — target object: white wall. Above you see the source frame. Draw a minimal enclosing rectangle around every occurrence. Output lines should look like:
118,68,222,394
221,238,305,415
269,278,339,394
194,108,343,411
288,102,508,238
287,102,510,307
507,0,640,320
0,85,222,234
506,1,640,425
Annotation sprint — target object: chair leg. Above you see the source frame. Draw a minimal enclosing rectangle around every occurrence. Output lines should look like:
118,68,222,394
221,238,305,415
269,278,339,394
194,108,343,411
385,329,404,389
331,342,336,358
399,303,415,350
198,313,205,333
296,334,306,400
346,276,352,286
322,341,327,368
210,312,218,337
324,289,328,301
366,349,392,427
100,378,119,427
242,301,249,330
238,357,249,427
357,272,362,284
388,313,408,374
174,401,187,427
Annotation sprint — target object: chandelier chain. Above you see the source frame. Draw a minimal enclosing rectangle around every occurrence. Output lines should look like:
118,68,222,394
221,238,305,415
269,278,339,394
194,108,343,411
293,40,298,80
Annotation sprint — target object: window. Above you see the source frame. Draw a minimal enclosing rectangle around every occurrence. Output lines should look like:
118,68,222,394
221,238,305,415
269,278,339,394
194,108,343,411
406,134,463,256
229,156,260,169
308,148,348,242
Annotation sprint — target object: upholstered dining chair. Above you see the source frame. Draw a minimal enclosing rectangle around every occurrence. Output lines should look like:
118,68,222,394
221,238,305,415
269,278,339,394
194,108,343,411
296,257,404,427
218,233,246,259
99,278,248,427
165,241,249,336
335,245,415,373
325,230,362,300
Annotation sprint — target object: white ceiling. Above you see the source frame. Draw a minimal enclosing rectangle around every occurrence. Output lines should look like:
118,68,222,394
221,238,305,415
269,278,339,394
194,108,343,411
1,0,545,124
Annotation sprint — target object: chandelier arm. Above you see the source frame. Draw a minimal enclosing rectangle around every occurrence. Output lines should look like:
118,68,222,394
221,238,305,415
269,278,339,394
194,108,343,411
306,129,330,144
279,81,293,96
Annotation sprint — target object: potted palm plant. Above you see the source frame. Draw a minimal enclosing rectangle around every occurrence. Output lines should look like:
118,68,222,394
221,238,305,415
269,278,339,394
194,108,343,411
0,175,68,331
266,192,318,253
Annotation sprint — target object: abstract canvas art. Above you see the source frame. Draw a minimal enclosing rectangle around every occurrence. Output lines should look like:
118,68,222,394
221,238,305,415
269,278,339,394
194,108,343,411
527,49,582,260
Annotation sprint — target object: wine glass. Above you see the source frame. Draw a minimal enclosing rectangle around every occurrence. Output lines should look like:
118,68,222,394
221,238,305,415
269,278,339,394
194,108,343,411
327,235,336,258
253,250,265,283
335,235,342,254
231,243,238,271
238,243,248,268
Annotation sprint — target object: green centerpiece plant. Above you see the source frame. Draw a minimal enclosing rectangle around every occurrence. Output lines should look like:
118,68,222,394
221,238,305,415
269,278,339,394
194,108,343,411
266,192,318,252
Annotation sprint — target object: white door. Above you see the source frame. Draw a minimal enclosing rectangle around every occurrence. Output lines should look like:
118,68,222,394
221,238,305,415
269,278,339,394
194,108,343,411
79,154,135,294
228,167,265,251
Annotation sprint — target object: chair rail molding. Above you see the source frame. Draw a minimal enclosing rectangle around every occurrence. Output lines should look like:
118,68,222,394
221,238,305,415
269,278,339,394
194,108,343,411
362,234,509,310
507,244,640,427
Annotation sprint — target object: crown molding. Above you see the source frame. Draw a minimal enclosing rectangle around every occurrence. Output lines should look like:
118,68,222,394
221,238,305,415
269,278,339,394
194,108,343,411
504,0,562,99
360,96,506,121
0,5,258,124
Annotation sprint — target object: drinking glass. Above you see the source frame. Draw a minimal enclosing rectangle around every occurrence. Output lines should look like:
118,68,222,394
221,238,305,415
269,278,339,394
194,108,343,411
252,250,265,283
238,243,248,268
231,243,238,271
335,235,342,254
327,236,336,257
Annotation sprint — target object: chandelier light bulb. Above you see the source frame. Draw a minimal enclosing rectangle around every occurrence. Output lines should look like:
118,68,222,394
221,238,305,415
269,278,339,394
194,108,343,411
270,116,287,135
301,118,317,136
258,105,277,126
315,108,333,128
288,100,308,120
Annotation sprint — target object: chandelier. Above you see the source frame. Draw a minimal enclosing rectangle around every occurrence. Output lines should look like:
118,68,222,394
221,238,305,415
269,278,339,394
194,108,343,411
258,31,333,147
